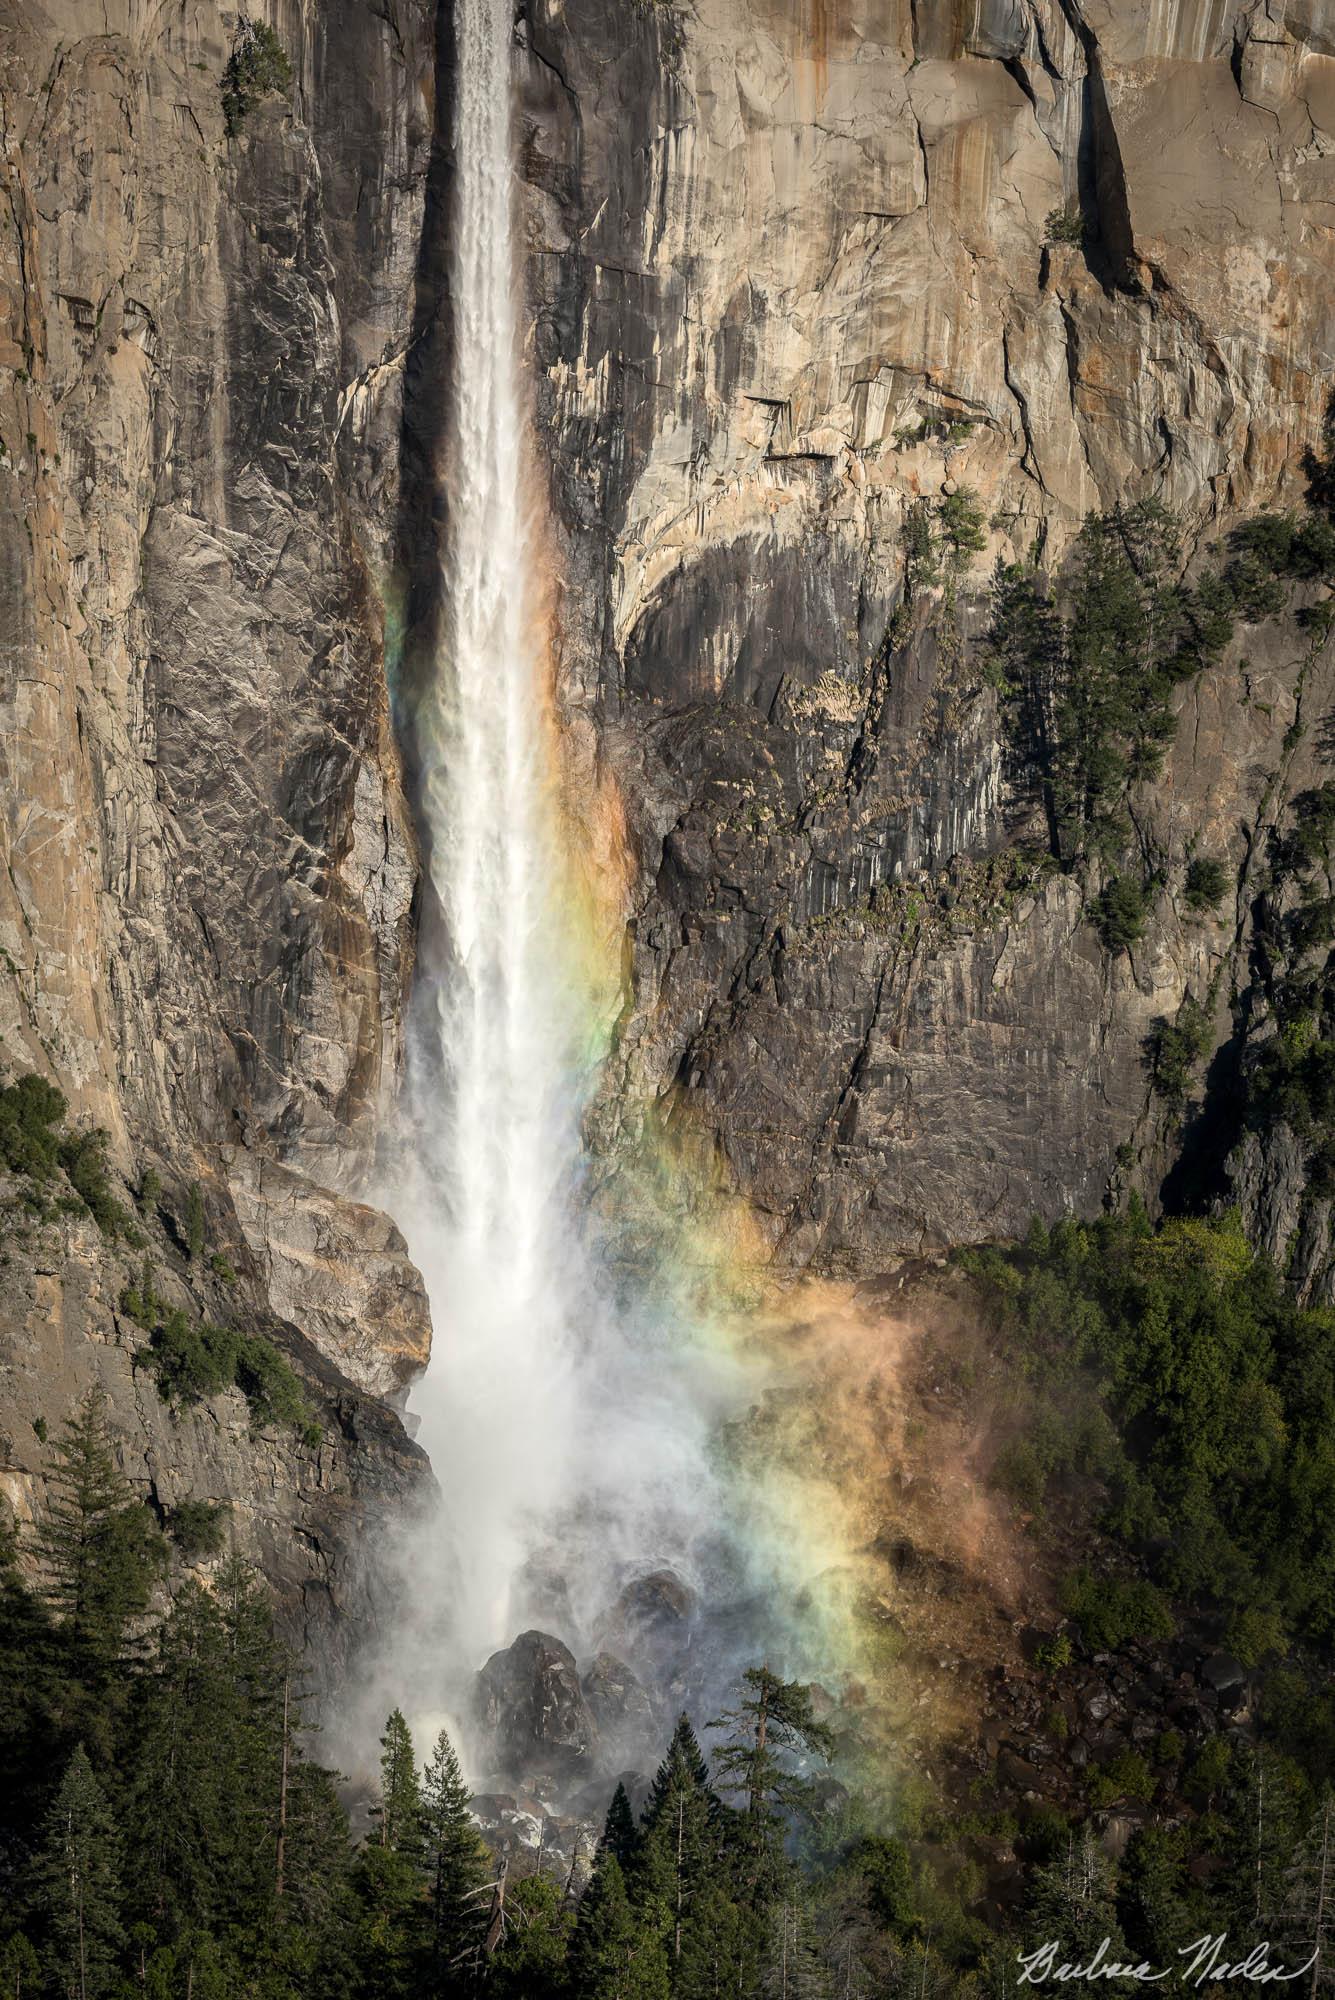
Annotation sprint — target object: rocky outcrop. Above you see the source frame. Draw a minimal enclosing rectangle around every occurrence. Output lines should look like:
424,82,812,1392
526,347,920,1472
516,0,1335,1265
0,1189,427,1675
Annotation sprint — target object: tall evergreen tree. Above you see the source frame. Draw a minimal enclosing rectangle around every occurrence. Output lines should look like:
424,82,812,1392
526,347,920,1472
374,1708,422,1859
567,1854,669,2000
127,1562,293,1940
420,1726,488,1984
351,1709,426,2000
638,1717,719,1967
710,1669,833,1887
1025,1828,1126,1972
674,1881,761,2000
1279,1793,1335,1995
0,1523,80,1867
601,1784,640,1872
761,1898,830,2000
486,1874,572,2000
0,1933,41,2000
36,1389,164,1662
31,1745,123,2000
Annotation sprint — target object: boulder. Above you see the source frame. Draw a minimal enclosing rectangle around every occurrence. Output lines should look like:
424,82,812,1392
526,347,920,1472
594,1570,696,1662
580,1653,659,1769
474,1631,598,1779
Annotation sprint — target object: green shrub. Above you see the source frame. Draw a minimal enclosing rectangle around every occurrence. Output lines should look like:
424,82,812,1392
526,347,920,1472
144,1310,314,1436
1059,1568,1175,1651
0,1074,66,1179
221,19,293,135
1089,1749,1154,1807
1226,1601,1287,1667
1034,1632,1073,1673
167,1499,229,1558
1147,997,1214,1105
1093,874,1148,951
1044,207,1085,247
59,1129,132,1238
1154,1729,1184,1767
1184,1736,1231,1807
1184,856,1228,910
0,1073,132,1237
147,1313,241,1404
235,1335,312,1432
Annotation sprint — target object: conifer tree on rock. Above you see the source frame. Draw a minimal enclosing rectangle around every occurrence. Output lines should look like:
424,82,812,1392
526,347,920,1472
36,1389,163,1663
32,1744,123,2000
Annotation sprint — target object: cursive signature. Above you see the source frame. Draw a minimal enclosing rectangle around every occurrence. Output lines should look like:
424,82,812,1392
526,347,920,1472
1016,1935,1320,1986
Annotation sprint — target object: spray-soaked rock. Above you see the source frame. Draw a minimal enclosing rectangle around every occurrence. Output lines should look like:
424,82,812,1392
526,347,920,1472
594,1570,696,1664
580,1652,659,1769
474,1630,599,1779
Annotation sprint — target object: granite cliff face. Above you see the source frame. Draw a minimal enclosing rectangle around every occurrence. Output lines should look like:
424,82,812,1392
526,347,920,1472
0,0,438,1650
4,0,1335,1653
515,0,1335,1272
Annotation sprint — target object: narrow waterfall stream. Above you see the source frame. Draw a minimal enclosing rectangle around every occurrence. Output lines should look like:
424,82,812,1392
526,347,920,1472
387,0,744,1773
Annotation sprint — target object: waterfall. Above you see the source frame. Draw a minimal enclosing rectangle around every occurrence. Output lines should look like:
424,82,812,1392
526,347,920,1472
389,0,735,1728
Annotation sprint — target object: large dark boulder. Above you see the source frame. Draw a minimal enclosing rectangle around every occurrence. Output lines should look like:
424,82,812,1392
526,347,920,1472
474,1630,598,1779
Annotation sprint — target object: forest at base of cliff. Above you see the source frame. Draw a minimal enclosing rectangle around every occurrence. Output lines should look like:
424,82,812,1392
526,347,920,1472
4,1190,1335,2000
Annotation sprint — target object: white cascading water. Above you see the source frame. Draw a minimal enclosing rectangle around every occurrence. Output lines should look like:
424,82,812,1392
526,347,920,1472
389,0,739,1730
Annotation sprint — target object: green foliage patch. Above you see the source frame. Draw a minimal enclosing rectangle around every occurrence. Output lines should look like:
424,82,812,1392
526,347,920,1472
964,1206,1335,1654
221,19,293,135
0,1073,135,1239
122,1264,315,1437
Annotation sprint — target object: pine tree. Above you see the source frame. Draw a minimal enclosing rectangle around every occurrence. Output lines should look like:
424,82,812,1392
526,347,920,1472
31,1745,123,2000
567,1853,669,2000
761,1898,830,2000
420,1726,488,1983
638,1717,719,1967
0,1935,41,2000
127,1562,294,1939
642,1716,714,1827
486,1874,573,1999
36,1389,164,1660
1279,1793,1335,1996
375,1708,423,1858
0,1521,81,1862
601,1783,640,1871
675,1879,761,2000
709,1668,833,1888
281,1760,354,1933
1026,1828,1126,1971
352,1709,427,2000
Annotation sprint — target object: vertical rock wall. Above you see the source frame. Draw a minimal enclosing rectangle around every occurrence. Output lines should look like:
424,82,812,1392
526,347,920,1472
0,0,440,1646
515,0,1335,1266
